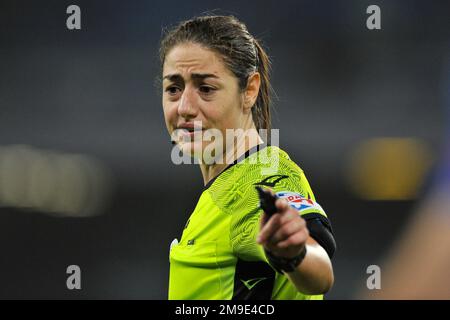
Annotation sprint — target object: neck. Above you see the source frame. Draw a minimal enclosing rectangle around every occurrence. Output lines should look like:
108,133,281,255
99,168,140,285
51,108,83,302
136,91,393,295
199,125,263,186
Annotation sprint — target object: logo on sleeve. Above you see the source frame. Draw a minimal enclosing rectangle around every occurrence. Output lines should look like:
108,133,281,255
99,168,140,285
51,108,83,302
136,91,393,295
241,277,268,290
275,191,324,213
254,175,289,188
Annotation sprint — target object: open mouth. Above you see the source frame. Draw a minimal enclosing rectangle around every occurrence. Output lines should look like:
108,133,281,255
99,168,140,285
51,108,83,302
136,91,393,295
186,128,200,132
178,127,204,133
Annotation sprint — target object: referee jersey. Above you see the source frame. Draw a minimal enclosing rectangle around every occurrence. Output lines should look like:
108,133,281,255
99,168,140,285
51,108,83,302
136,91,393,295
169,144,331,300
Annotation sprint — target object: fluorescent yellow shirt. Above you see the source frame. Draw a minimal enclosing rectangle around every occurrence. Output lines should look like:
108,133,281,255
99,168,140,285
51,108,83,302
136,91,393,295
169,145,329,300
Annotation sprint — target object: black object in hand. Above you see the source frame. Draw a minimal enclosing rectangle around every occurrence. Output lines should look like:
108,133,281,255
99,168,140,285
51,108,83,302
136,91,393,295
255,186,279,217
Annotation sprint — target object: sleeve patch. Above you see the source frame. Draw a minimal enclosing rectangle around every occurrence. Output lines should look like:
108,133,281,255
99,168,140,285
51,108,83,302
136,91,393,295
275,191,325,214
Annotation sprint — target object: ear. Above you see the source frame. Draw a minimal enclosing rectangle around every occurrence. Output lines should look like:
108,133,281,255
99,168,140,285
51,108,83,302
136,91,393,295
243,72,261,113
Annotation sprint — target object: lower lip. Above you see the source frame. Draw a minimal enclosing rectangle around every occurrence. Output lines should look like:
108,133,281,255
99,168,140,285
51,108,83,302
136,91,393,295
180,129,204,137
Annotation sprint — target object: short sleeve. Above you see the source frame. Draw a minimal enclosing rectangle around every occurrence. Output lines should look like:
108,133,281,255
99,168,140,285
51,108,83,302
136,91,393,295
230,167,328,262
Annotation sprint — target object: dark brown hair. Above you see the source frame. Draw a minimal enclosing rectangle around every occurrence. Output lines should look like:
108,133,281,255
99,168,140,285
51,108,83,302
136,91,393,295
159,15,272,131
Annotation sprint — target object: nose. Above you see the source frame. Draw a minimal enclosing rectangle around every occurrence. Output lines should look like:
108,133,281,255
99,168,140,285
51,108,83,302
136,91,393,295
178,86,198,119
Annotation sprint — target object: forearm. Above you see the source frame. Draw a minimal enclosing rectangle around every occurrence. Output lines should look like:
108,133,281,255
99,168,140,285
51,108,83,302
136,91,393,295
285,241,334,295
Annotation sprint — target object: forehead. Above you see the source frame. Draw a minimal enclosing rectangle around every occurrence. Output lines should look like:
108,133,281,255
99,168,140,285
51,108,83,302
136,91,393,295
163,43,232,79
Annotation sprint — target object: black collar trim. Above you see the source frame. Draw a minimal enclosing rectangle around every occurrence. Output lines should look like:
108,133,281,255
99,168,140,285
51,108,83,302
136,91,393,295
203,143,268,191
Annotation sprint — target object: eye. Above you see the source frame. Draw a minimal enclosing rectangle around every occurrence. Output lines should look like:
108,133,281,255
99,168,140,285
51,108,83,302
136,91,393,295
199,85,216,94
165,86,181,96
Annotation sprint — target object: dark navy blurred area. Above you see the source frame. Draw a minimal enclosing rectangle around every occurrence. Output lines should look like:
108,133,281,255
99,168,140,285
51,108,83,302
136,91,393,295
0,0,449,299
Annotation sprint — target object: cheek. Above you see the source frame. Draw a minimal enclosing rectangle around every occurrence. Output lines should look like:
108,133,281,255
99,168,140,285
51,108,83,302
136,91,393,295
202,107,227,130
162,101,177,131
207,93,241,127
215,103,241,128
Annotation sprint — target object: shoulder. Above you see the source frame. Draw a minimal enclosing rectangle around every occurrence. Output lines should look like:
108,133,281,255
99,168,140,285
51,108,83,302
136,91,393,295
208,146,323,216
241,146,315,198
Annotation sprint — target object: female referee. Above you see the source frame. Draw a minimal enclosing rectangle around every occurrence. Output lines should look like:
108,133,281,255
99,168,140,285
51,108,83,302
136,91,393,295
160,15,336,300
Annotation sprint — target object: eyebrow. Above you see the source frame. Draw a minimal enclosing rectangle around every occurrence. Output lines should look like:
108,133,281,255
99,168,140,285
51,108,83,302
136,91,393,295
162,73,219,82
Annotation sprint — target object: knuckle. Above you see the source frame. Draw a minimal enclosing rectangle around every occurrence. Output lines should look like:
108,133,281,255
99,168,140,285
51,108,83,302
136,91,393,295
298,217,306,226
294,232,305,243
279,228,290,239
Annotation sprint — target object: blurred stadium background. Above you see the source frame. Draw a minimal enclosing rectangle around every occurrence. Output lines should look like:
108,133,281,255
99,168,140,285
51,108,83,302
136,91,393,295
0,0,448,299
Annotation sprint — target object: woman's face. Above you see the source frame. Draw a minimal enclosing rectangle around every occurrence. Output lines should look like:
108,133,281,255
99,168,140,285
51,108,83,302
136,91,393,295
162,42,250,162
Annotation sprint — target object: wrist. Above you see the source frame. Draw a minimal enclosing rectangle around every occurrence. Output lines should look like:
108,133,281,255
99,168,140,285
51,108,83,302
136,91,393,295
264,246,307,273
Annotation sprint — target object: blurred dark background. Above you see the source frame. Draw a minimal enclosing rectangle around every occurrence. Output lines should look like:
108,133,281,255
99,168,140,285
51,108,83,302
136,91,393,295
0,0,448,299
